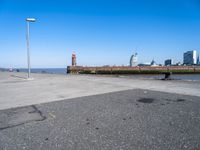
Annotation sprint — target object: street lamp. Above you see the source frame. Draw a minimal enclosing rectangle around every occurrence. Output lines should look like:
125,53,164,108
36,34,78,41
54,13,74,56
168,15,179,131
26,18,36,79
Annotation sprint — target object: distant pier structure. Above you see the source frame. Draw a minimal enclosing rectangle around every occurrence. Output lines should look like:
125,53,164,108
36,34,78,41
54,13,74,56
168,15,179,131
130,52,138,67
72,52,77,66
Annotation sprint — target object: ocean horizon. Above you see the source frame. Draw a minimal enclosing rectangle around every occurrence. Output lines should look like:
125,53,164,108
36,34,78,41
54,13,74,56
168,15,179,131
0,68,67,75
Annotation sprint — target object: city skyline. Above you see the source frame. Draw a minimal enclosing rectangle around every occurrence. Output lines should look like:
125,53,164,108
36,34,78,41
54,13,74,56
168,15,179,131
1,0,200,68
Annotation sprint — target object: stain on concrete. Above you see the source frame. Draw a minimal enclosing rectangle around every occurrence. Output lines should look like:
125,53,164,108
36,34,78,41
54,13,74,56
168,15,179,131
135,103,140,108
176,99,186,102
58,95,65,99
137,98,154,104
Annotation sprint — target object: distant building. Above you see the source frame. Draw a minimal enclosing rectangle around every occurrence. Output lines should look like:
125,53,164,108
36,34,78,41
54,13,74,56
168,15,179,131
72,52,77,66
176,62,182,66
138,63,151,66
197,54,200,65
164,59,173,66
130,53,138,67
183,50,198,65
150,59,158,66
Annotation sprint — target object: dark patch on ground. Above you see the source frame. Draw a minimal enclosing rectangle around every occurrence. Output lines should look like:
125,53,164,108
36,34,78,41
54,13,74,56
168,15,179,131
137,98,154,104
135,103,140,108
58,95,66,99
0,105,46,131
86,118,90,125
176,99,186,102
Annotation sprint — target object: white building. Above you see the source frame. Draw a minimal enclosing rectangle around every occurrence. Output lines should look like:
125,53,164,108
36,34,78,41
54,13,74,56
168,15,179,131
130,53,138,67
183,50,198,65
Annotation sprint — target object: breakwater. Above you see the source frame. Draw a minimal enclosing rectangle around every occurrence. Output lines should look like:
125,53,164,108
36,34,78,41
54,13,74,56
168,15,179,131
67,66,200,74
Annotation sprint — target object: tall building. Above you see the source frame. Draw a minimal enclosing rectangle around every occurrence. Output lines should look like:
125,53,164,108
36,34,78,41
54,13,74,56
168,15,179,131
164,59,173,66
72,52,77,66
183,50,198,65
130,53,138,67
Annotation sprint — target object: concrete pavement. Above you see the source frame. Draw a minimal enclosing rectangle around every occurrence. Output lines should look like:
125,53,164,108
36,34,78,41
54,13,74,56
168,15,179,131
0,71,200,110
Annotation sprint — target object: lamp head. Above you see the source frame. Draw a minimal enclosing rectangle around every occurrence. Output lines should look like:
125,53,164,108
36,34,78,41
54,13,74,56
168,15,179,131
26,18,36,22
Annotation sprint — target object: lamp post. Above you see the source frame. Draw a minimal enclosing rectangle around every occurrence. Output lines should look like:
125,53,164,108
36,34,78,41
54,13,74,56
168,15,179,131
26,18,36,79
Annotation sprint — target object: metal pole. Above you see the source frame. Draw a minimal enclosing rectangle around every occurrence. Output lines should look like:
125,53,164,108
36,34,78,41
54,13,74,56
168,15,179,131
26,21,30,78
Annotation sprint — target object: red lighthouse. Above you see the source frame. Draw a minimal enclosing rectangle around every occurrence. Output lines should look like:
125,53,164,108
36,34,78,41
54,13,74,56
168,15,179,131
72,52,77,66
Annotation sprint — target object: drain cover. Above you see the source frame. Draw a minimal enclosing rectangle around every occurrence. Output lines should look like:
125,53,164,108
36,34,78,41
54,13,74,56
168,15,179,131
0,105,46,131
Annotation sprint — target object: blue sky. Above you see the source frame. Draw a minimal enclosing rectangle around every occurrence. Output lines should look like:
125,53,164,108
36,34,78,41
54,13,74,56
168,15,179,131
0,0,200,68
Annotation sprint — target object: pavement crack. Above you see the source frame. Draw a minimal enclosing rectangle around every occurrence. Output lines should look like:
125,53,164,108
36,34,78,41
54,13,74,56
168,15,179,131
0,105,46,131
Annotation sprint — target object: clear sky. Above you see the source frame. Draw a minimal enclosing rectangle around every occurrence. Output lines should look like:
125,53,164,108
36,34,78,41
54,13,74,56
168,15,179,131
0,0,200,68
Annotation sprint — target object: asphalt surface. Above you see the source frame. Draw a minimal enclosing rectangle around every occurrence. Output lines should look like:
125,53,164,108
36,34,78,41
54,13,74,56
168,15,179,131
0,89,200,150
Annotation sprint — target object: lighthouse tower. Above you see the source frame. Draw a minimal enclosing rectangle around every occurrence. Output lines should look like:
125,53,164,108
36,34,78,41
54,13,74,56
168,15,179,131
72,52,77,66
